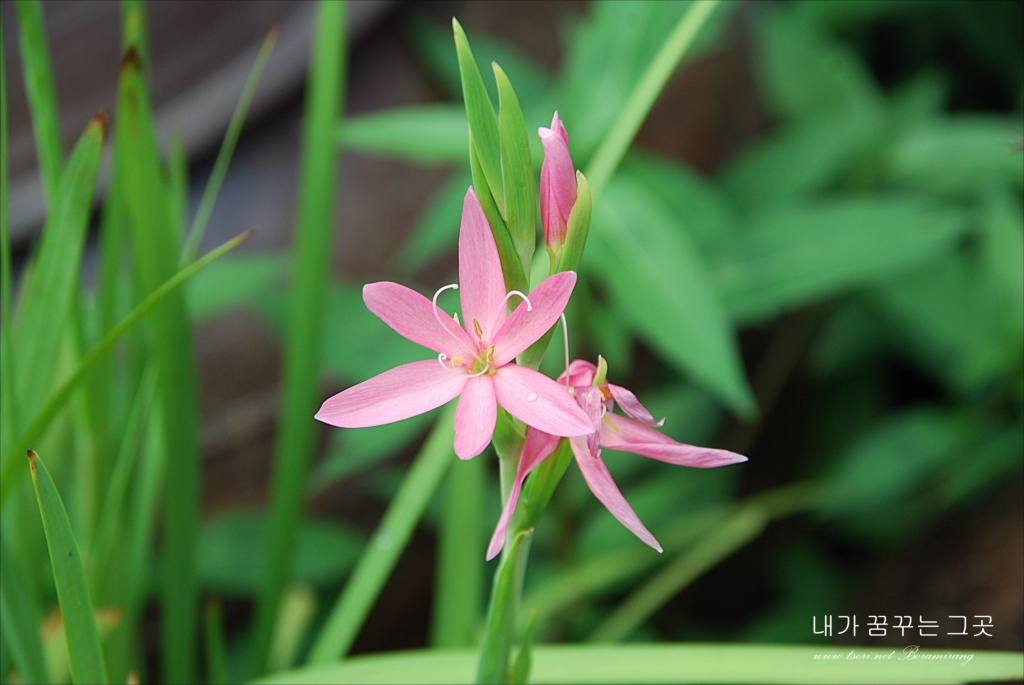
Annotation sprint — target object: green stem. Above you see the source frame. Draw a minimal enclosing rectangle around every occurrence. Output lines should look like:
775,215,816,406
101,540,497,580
584,0,720,198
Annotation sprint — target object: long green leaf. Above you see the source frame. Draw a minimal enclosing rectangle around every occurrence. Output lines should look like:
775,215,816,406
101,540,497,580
494,63,535,277
339,105,468,164
12,115,104,423
256,644,1024,684
252,1,347,674
477,529,532,684
28,451,108,684
716,197,968,325
590,175,754,415
0,531,49,684
588,507,768,642
307,404,456,665
117,20,204,677
0,230,252,505
1,7,17,484
13,0,63,208
181,27,278,263
431,456,485,648
584,0,720,198
453,18,503,215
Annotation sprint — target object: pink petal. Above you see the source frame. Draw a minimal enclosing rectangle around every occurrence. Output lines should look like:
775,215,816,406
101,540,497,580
458,188,507,344
539,112,576,250
363,282,475,359
607,383,664,427
316,360,466,428
570,437,662,552
486,428,560,560
559,359,597,388
491,272,577,366
574,385,604,458
492,364,593,437
601,414,748,468
454,376,497,460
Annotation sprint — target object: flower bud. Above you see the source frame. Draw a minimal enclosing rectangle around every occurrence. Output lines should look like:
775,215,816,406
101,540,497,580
539,111,576,257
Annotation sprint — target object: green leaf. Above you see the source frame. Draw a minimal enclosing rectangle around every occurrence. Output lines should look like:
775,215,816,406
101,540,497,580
719,112,881,213
0,532,49,684
186,252,288,321
469,131,527,295
12,116,104,423
28,451,108,684
453,19,504,215
13,0,63,209
508,609,537,685
340,105,468,164
754,4,883,122
589,175,754,416
117,25,203,680
431,456,485,648
182,27,277,263
886,116,1024,197
0,231,252,506
204,600,229,685
255,643,1024,684
822,409,981,537
494,63,536,277
588,506,768,643
307,404,456,665
394,170,472,274
253,1,347,675
197,511,364,594
716,197,968,325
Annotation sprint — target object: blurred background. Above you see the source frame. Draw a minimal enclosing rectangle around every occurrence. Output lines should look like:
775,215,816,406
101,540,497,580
3,0,1022,674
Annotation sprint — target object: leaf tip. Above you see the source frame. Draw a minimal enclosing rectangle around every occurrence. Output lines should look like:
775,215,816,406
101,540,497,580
121,46,143,75
88,111,110,140
27,450,37,469
264,24,280,49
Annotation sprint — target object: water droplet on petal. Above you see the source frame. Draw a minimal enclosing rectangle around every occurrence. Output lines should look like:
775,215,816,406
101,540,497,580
527,392,538,402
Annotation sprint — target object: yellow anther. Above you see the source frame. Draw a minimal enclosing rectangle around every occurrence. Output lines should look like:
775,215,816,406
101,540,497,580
473,318,484,339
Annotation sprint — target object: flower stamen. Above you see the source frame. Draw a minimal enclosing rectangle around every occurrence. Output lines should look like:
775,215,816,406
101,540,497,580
499,290,533,314
432,283,466,346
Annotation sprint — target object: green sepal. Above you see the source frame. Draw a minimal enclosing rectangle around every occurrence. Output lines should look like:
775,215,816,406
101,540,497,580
494,62,535,280
470,131,529,296
552,171,592,274
514,438,575,533
453,18,504,216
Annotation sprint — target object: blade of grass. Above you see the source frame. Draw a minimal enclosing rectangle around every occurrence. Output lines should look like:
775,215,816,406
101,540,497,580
11,114,104,426
0,531,50,684
13,0,63,209
588,505,768,643
117,31,203,680
205,599,229,685
307,404,457,665
251,1,346,675
0,230,253,505
585,0,720,198
1,13,18,476
181,27,278,264
28,450,109,684
255,644,1024,684
431,455,484,648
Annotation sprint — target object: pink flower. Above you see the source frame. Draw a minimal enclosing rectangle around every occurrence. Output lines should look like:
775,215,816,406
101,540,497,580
486,359,747,560
315,189,593,460
539,111,576,255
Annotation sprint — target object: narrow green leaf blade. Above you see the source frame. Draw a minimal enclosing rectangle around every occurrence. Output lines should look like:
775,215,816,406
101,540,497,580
256,644,1024,684
590,175,755,416
340,105,469,164
494,63,535,277
307,405,456,665
453,19,503,215
12,115,104,422
13,0,63,208
28,451,108,684
0,532,50,684
252,1,347,673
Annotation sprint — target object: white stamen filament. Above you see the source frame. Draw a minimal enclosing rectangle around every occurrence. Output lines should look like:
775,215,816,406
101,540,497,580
432,283,466,346
561,312,570,391
500,290,533,314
